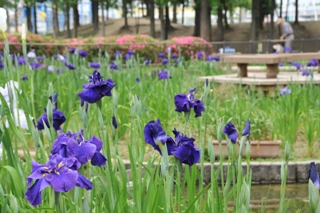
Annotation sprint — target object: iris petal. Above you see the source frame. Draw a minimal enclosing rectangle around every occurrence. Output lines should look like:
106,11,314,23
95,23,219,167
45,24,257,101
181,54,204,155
91,152,107,166
76,173,93,190
45,169,78,192
25,178,50,207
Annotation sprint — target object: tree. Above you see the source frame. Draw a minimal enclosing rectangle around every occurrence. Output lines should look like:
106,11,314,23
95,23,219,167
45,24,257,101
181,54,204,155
294,0,298,25
123,0,129,28
217,1,224,41
149,0,155,37
250,0,260,41
200,0,210,41
193,0,200,37
91,0,99,31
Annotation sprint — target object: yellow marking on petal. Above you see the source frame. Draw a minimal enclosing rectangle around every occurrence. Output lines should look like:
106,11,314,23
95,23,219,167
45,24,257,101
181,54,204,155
42,174,46,177
57,162,63,168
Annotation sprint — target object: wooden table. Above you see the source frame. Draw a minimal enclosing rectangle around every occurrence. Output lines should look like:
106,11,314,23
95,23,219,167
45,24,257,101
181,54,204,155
222,52,320,78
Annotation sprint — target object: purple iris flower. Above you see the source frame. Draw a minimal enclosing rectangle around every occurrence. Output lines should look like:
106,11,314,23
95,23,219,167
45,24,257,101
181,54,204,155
158,69,170,80
90,61,101,69
171,129,200,166
37,93,66,130
241,119,251,137
112,116,118,129
0,60,3,70
280,87,291,95
144,119,170,155
37,56,44,62
25,154,92,207
279,62,283,67
27,51,36,59
69,48,76,54
22,75,28,81
17,56,26,65
307,58,318,67
29,62,40,70
109,62,118,70
78,70,116,104
206,55,220,62
196,51,204,59
48,65,54,73
127,50,134,56
144,59,150,65
79,50,87,58
223,121,238,143
309,162,320,189
172,53,179,59
162,58,168,65
158,52,166,58
174,88,205,117
65,62,76,70
302,69,312,76
51,131,107,166
55,54,66,62
284,46,292,53
124,54,131,61
114,50,121,57
136,78,140,83
291,62,302,70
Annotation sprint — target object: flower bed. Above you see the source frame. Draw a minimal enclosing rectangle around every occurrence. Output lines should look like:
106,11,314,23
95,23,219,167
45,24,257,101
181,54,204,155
1,33,214,61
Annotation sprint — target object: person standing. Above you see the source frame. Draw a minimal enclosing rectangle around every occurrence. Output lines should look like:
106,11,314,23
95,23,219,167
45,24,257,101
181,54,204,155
276,18,294,50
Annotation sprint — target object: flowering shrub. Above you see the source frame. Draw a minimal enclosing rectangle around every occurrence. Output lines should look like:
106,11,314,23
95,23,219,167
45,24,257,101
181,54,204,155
166,36,214,60
1,34,215,61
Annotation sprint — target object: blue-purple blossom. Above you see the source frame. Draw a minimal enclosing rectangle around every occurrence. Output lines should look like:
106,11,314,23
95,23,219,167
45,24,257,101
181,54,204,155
124,54,131,61
114,50,122,57
22,75,28,81
279,62,283,67
144,119,170,155
51,131,107,167
90,61,101,69
27,51,36,59
17,56,26,65
78,70,116,104
174,88,205,117
127,50,134,56
158,69,170,80
29,62,40,70
79,50,87,58
307,58,318,67
206,55,220,62
0,60,3,70
291,62,303,70
158,52,166,58
69,48,76,54
172,53,179,59
309,162,320,189
280,87,291,95
109,62,118,70
171,129,200,166
55,54,66,62
144,59,150,65
25,154,92,207
65,62,76,70
162,58,168,65
302,69,312,76
136,78,140,83
48,65,54,73
37,93,66,130
37,56,45,62
196,51,204,59
223,122,238,143
242,119,251,137
112,116,118,129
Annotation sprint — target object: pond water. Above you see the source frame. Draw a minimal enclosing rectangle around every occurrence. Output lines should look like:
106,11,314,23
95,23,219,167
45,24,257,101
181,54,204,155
251,183,309,213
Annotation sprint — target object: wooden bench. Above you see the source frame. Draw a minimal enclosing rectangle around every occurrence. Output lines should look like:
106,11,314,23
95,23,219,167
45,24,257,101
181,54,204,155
222,52,320,78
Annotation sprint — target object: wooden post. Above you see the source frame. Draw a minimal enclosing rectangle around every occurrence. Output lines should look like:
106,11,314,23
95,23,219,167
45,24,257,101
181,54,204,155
318,60,320,73
237,63,248,77
266,64,279,78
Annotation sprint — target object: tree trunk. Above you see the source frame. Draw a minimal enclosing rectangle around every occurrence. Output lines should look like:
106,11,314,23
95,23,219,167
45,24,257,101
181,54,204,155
101,1,105,36
223,0,229,29
150,0,155,37
66,4,71,38
146,0,150,17
208,7,212,41
26,6,32,32
200,0,210,41
33,2,38,34
173,3,177,23
6,8,9,32
15,6,18,32
165,4,170,35
52,0,58,38
106,1,109,20
217,6,224,41
55,2,59,33
92,0,99,31
73,4,78,38
160,6,166,40
181,2,185,24
250,0,260,41
280,0,283,18
123,0,128,27
193,3,201,36
270,0,275,39
294,0,298,24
